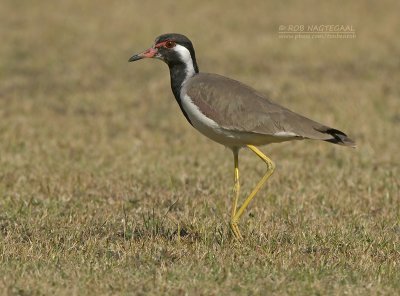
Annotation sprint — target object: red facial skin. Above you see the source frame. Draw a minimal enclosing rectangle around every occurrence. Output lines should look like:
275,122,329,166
143,40,172,57
154,40,173,48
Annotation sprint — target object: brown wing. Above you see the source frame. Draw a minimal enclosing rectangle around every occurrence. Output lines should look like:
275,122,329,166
184,73,355,146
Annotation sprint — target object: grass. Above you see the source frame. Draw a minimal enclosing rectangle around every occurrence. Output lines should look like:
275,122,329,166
1,0,399,294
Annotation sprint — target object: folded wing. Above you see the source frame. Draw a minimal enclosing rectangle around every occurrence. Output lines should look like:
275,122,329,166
184,73,355,147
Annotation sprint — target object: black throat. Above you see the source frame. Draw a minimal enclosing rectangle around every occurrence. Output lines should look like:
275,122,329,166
167,55,199,125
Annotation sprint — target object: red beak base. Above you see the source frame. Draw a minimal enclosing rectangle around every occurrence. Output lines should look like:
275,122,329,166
128,47,158,62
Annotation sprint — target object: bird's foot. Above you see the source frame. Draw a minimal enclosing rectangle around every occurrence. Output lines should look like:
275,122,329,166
230,220,243,241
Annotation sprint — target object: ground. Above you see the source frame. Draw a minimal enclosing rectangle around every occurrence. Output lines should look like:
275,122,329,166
0,0,399,295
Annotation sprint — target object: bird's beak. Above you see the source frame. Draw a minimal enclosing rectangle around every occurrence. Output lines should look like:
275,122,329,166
128,47,158,62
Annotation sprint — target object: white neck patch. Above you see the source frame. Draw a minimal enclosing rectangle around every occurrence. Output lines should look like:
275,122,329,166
173,44,196,82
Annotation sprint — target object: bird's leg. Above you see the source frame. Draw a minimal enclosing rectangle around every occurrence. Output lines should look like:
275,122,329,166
231,145,275,239
230,148,243,240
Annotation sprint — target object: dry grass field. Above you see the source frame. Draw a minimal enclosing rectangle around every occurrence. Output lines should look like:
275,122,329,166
1,0,399,295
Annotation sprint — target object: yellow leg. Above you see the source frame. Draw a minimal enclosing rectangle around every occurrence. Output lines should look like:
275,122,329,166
231,145,275,239
230,148,243,240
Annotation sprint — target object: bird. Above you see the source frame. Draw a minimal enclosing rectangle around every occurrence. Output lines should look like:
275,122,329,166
128,33,355,240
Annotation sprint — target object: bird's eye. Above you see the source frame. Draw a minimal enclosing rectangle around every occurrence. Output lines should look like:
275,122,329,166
165,41,176,48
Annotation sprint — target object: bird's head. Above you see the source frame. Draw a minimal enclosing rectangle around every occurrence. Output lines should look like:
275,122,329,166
128,33,198,72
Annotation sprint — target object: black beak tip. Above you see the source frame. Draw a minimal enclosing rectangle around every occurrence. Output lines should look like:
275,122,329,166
128,55,141,62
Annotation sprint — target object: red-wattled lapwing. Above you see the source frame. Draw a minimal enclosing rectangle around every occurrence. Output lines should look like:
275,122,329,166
129,33,355,240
